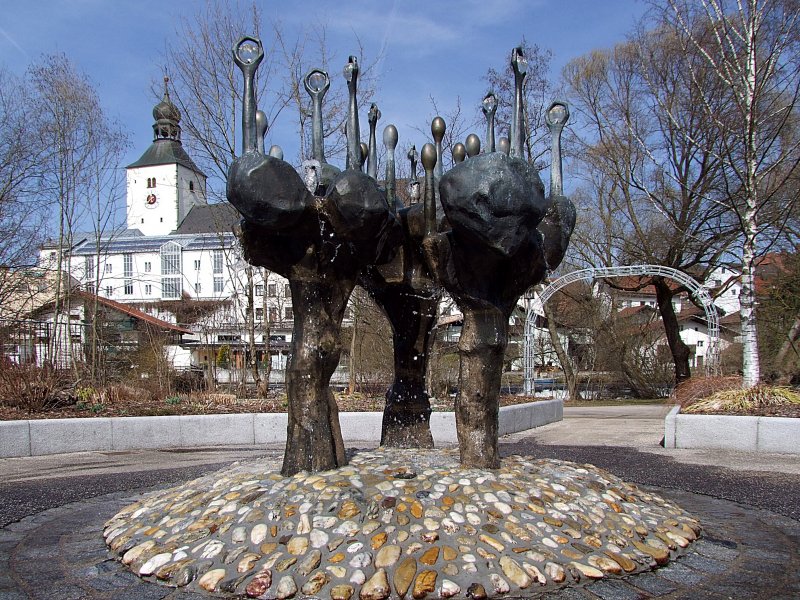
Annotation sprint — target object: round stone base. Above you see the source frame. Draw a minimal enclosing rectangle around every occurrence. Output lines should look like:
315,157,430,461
104,449,701,598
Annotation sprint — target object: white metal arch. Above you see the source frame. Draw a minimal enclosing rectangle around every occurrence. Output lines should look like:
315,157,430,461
523,265,720,395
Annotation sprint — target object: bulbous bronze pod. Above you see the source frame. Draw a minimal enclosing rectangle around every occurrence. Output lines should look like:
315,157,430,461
497,137,510,155
465,134,481,157
383,124,398,149
452,143,466,164
431,117,446,143
421,143,437,171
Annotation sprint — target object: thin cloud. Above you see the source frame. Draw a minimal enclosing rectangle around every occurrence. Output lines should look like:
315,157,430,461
0,26,29,60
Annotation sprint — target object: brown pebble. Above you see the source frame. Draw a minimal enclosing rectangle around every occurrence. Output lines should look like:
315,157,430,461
419,546,439,566
412,570,437,599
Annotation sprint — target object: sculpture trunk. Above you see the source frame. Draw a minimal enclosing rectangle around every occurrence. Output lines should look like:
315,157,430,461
455,306,508,469
282,276,350,476
373,286,436,448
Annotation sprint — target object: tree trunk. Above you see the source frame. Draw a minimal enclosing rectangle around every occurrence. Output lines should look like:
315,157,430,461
281,276,350,476
542,300,579,401
653,277,691,382
454,306,507,469
741,205,760,387
245,267,260,391
774,314,800,368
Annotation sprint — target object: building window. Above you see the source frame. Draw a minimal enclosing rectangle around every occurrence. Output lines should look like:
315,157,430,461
214,277,224,293
105,263,112,273
124,280,133,295
144,261,152,273
284,283,291,297
255,284,264,296
105,285,113,297
189,180,194,192
145,284,152,295
85,256,95,280
212,249,224,274
161,242,181,275
194,259,201,270
86,282,95,294
268,283,277,297
123,253,133,278
195,282,202,294
698,340,704,347
255,307,263,321
269,307,278,322
162,277,181,299
284,307,293,320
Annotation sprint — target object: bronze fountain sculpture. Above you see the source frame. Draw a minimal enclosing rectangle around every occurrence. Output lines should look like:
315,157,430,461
227,38,575,474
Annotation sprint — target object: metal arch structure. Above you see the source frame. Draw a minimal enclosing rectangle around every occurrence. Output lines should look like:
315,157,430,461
523,265,720,395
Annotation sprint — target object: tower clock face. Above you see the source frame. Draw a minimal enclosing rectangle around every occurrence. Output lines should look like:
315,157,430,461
146,194,157,207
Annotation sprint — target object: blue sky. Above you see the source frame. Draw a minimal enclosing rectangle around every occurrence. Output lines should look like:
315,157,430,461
0,0,647,173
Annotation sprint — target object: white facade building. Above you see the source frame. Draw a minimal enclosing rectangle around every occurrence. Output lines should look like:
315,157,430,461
40,81,297,378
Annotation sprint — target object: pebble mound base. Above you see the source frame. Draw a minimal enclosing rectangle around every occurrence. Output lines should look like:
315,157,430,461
104,449,701,598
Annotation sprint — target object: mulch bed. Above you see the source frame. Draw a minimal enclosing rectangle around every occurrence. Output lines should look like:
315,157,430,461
685,405,800,418
0,392,541,421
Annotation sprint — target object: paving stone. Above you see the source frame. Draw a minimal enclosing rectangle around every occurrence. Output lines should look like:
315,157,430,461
692,538,739,561
627,572,678,596
677,552,729,574
584,579,648,600
655,562,704,585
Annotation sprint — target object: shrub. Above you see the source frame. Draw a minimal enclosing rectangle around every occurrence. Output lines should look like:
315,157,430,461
673,376,742,409
0,364,74,413
683,385,800,414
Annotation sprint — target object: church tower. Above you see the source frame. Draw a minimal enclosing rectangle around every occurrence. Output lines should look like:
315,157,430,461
126,77,207,236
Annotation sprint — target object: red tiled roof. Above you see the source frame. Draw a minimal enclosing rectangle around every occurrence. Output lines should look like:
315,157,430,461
73,291,192,334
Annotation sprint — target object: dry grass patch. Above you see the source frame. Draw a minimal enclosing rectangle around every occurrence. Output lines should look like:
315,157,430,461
681,383,800,417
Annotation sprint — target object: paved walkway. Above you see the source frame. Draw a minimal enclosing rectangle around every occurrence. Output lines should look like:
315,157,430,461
1,405,798,599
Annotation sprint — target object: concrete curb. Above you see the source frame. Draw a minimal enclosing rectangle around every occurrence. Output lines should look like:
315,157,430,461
0,399,562,458
664,405,799,454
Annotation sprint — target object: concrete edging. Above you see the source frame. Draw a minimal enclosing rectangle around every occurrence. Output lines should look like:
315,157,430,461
664,404,799,454
0,399,562,458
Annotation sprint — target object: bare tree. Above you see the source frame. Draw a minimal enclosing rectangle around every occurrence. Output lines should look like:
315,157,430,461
30,54,127,370
564,28,736,383
655,0,800,386
0,68,47,282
